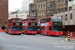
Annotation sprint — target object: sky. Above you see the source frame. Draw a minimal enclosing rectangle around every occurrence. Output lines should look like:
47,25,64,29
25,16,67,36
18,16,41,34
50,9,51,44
9,0,23,12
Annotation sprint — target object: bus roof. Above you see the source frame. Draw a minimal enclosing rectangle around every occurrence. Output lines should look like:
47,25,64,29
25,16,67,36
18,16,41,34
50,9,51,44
23,18,37,20
8,18,23,20
40,16,52,20
40,16,61,20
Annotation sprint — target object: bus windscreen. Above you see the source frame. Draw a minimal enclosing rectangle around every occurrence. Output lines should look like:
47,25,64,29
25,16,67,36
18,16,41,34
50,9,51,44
12,26,22,31
29,19,37,22
28,26,37,31
13,18,22,22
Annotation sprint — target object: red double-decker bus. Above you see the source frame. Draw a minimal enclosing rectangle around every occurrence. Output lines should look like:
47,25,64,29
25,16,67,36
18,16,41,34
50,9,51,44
22,18,38,35
40,17,63,36
5,18,23,34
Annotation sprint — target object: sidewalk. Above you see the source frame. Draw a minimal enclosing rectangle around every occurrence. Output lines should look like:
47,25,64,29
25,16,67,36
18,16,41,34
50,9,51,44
65,38,75,43
0,30,5,32
61,35,75,43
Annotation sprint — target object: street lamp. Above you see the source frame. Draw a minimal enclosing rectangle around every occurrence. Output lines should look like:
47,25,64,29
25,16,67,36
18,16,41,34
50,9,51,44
16,10,19,18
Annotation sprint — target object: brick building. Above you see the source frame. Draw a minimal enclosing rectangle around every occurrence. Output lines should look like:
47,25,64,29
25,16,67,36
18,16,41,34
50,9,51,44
29,0,68,19
56,0,68,13
47,0,57,17
29,0,37,18
37,0,47,19
0,0,8,28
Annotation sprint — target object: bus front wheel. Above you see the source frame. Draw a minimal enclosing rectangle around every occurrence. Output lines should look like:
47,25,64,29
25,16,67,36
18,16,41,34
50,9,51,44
24,31,27,34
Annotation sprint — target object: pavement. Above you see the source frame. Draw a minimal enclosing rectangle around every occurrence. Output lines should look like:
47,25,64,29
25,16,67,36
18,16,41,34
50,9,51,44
0,30,5,32
0,32,75,50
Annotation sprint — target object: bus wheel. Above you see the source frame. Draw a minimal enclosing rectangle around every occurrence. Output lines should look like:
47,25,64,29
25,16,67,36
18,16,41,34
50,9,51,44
47,32,49,36
41,31,42,35
24,31,27,34
6,32,8,33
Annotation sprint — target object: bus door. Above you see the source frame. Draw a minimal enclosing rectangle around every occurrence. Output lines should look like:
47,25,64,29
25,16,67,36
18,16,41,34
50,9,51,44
48,26,52,35
41,26,47,35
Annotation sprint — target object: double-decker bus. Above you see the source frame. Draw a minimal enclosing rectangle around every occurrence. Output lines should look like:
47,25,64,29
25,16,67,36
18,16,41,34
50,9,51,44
22,18,38,35
6,18,23,34
40,17,63,36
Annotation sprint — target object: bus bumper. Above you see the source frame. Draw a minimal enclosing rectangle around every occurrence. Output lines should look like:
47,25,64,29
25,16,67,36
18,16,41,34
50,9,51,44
12,31,22,34
51,32,63,36
27,31,37,34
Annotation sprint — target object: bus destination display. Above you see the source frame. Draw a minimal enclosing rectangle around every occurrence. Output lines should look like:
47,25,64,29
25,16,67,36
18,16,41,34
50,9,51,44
13,23,22,25
29,23,37,25
53,22,62,26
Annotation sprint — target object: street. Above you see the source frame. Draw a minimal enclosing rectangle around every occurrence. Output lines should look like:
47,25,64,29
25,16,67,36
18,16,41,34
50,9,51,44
0,32,75,50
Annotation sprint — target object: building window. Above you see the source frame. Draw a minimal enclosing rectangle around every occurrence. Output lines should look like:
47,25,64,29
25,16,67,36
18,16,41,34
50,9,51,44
43,11,45,16
34,5,36,9
70,13,72,19
32,6,34,10
43,4,45,8
65,14,67,20
69,7,72,10
65,7,67,11
38,5,40,9
38,12,40,16
53,1,55,6
58,0,60,6
47,11,49,15
50,10,52,15
34,12,36,16
40,11,42,16
62,0,63,5
50,2,52,7
41,4,42,8
47,3,49,7
58,9,60,13
65,0,68,4
61,8,63,12
38,0,40,2
53,9,55,14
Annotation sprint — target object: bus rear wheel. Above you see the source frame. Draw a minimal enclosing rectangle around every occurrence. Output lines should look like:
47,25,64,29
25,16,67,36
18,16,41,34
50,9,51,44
40,31,42,35
6,32,8,33
47,32,49,36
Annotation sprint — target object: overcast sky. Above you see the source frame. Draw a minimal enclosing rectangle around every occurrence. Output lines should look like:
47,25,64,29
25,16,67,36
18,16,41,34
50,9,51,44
9,0,23,12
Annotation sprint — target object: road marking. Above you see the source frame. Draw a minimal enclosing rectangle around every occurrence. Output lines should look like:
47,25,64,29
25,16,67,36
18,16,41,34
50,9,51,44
61,40,75,44
61,40,64,42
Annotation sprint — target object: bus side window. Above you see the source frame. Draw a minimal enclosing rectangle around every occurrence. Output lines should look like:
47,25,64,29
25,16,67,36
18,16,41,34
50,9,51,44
49,26,51,30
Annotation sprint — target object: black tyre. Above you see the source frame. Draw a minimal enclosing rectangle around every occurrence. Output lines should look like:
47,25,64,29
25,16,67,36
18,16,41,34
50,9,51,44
47,32,49,36
6,32,8,33
40,31,42,35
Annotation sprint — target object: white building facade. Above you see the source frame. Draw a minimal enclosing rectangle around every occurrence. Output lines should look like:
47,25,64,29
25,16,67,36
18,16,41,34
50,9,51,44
68,0,75,10
9,12,29,19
